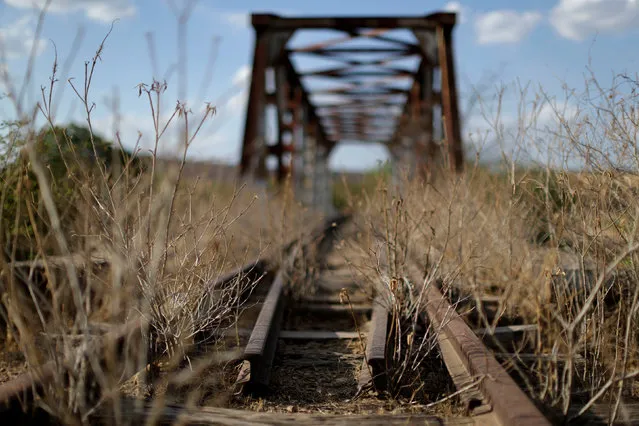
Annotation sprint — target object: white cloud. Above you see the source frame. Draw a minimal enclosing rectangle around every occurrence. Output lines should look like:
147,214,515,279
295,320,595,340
223,12,248,29
550,0,639,41
224,65,251,114
226,89,248,114
0,15,46,59
232,65,250,86
475,10,542,44
220,64,252,115
443,1,469,24
5,0,136,24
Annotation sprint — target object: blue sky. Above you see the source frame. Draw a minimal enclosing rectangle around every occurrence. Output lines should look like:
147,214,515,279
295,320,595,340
0,0,637,170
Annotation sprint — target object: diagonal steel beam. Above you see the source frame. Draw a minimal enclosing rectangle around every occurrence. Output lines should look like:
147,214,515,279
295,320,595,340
300,66,414,78
292,47,415,55
290,28,391,53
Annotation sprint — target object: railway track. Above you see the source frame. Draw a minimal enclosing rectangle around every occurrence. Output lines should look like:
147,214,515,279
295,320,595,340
227,220,550,424
235,216,382,398
0,215,572,425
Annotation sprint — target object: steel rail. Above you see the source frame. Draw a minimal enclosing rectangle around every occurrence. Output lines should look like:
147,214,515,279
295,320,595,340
417,270,551,425
358,296,389,392
236,253,292,390
236,215,349,392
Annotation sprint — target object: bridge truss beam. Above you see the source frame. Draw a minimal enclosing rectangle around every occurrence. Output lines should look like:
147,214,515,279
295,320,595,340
239,12,463,211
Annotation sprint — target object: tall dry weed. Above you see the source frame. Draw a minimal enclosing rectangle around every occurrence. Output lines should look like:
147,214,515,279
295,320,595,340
0,3,316,424
343,73,639,422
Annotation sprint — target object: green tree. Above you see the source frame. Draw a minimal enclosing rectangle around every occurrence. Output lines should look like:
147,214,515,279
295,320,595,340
0,124,137,260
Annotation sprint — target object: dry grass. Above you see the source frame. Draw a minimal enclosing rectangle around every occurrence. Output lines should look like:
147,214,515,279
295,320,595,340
338,74,639,423
0,4,320,424
2,2,639,425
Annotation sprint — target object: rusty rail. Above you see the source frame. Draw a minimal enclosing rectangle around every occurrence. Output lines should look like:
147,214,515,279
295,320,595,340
237,257,291,390
358,296,388,392
236,214,349,392
418,271,551,425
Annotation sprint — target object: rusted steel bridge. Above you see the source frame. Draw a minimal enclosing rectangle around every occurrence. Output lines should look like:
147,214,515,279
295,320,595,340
239,11,463,211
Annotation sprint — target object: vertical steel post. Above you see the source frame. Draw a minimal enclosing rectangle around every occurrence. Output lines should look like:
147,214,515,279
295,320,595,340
313,138,333,215
437,22,463,173
312,123,323,209
240,30,270,180
302,117,316,207
418,66,435,180
274,66,289,183
291,87,305,200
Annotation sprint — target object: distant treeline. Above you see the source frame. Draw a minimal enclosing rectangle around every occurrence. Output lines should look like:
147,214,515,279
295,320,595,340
0,123,140,260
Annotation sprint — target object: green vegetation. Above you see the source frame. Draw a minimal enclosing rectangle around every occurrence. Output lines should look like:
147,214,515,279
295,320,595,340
0,123,137,260
332,161,392,211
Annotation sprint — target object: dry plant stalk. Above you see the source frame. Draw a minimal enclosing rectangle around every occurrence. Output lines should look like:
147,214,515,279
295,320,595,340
0,3,315,424
337,72,639,423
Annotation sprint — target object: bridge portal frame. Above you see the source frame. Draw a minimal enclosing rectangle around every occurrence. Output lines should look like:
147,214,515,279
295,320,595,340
239,12,463,210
